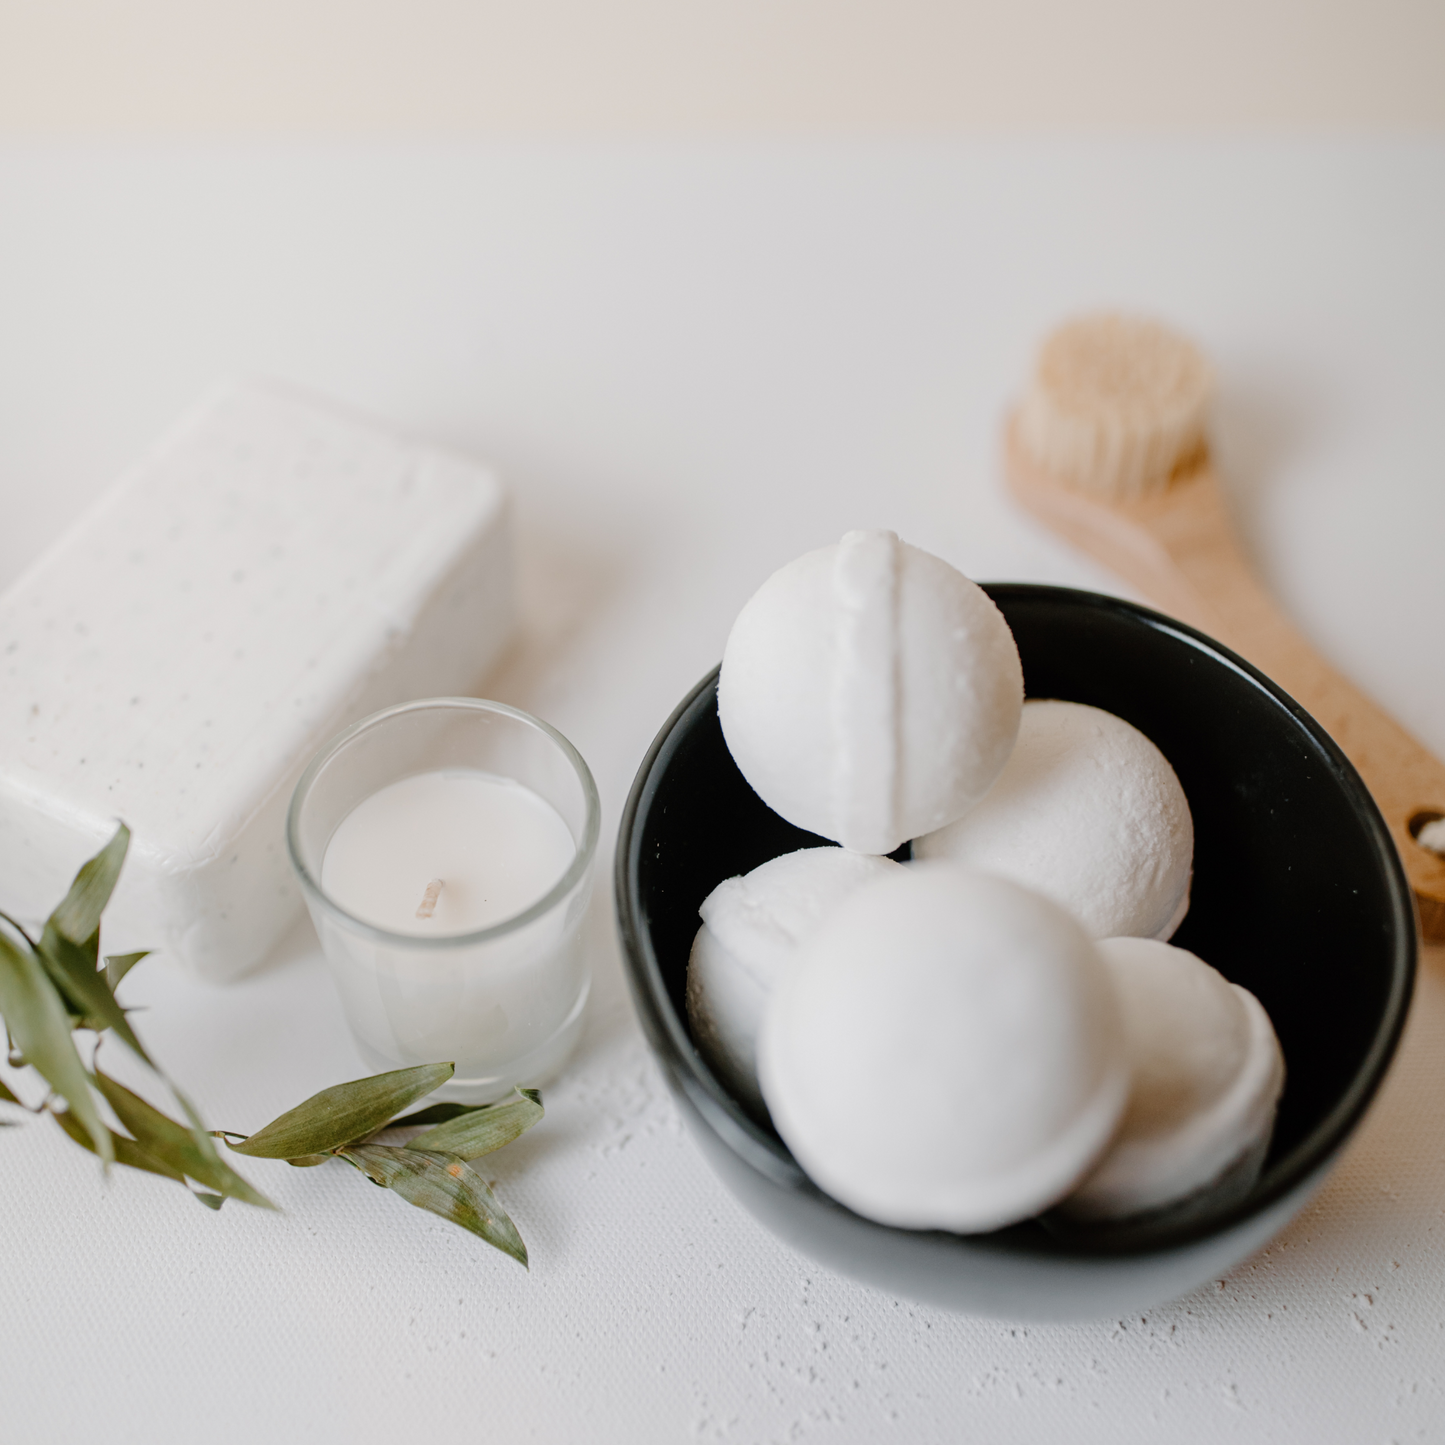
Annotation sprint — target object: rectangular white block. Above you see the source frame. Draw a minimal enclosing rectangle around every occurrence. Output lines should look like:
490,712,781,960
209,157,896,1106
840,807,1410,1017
0,381,514,981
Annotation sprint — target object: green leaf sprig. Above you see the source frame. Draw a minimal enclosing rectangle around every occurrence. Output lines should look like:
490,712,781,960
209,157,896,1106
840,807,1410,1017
216,1067,542,1266
0,824,261,1207
0,826,544,1266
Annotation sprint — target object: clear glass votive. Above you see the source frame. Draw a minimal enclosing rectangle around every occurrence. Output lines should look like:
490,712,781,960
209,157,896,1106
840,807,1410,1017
287,698,600,1103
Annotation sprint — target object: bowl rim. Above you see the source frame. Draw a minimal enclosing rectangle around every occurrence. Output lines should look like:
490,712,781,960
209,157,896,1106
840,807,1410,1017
615,582,1418,1257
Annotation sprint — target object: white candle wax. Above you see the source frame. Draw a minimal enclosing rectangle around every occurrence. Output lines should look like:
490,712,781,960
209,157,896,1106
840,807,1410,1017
293,700,597,1103
321,770,576,936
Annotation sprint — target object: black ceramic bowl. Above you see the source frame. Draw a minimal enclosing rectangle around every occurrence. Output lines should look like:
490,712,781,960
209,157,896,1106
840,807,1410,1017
616,585,1416,1321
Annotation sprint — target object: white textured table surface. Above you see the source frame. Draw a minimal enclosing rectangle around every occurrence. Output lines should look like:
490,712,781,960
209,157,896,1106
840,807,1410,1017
2,139,1443,1443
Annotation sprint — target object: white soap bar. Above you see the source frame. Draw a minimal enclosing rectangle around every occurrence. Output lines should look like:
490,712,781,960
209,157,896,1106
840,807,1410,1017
0,381,514,982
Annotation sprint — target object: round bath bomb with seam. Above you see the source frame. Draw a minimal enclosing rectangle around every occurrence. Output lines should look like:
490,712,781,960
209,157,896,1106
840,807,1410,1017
1059,937,1284,1222
758,864,1130,1233
719,530,1023,856
915,698,1193,940
687,847,903,1113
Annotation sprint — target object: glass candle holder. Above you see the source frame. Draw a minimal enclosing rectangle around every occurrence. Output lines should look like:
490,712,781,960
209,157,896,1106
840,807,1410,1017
287,698,600,1103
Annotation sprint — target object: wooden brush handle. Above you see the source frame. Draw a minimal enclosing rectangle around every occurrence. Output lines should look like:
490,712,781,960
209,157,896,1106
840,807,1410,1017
1005,419,1445,940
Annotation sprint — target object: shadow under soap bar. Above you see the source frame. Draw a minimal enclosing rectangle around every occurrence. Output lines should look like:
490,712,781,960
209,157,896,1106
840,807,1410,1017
0,381,514,982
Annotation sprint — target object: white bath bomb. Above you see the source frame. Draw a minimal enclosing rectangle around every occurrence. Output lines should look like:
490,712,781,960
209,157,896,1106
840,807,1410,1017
1059,937,1284,1222
687,847,903,1112
915,699,1193,940
719,530,1023,855
758,864,1130,1233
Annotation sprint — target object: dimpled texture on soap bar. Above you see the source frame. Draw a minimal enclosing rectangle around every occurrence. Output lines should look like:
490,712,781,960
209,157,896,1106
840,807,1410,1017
0,381,513,981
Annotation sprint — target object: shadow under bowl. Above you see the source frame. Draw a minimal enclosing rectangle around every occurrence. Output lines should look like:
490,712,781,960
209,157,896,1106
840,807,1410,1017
615,584,1416,1321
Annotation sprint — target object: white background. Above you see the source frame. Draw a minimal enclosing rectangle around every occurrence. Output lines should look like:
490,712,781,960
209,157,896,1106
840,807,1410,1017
1,139,1443,1442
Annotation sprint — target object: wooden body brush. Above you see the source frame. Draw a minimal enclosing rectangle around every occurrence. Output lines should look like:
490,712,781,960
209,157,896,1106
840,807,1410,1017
1005,314,1445,941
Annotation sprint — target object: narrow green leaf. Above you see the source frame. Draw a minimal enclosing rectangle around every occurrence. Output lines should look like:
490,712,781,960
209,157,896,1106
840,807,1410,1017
92,1071,273,1210
159,1085,264,1211
47,824,130,951
225,1062,455,1159
53,1107,186,1185
411,1088,543,1160
104,952,150,993
28,826,149,1061
0,931,111,1164
339,1144,528,1267
0,910,37,948
37,927,151,1065
389,1101,480,1129
285,1154,332,1168
116,1135,188,1185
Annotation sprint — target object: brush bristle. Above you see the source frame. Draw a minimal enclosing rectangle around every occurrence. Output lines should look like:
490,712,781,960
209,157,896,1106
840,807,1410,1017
1016,314,1213,500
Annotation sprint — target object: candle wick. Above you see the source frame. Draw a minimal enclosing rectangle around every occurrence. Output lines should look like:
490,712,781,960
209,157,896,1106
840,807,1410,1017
416,878,444,920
